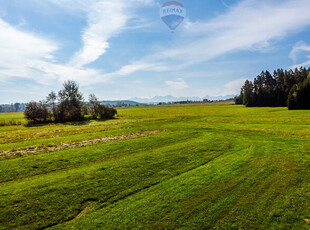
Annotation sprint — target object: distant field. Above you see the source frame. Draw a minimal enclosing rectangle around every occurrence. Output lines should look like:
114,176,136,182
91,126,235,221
1,102,310,229
0,112,26,126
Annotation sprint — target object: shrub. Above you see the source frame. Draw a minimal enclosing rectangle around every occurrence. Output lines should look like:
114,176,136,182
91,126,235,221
23,81,118,124
98,105,117,119
24,101,49,122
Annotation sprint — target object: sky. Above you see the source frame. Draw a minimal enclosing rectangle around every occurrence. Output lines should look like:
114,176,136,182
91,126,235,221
1,0,310,103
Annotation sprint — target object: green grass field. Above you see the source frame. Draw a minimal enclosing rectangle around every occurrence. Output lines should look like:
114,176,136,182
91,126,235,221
1,102,310,229
0,113,26,126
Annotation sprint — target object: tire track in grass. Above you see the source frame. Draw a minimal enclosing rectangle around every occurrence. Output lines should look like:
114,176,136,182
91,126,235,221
0,130,160,159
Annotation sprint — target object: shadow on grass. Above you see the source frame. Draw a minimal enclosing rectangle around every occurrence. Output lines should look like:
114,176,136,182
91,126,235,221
24,121,53,127
65,120,91,126
24,118,118,127
65,118,119,126
95,117,119,122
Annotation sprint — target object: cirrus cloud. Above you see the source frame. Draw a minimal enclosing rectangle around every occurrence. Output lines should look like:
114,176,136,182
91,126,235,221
165,78,189,90
102,0,310,78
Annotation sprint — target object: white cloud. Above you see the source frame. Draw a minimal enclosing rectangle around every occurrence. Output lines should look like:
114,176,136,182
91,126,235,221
27,61,109,85
0,16,112,86
31,0,92,14
67,0,155,67
291,60,310,70
223,78,247,95
162,0,310,62
0,18,57,65
27,0,156,69
69,1,130,67
3,0,310,100
221,0,231,8
0,18,58,82
289,41,310,69
0,0,156,86
103,0,310,77
165,78,189,90
289,41,310,62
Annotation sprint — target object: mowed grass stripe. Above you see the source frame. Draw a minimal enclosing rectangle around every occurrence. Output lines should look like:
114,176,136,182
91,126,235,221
0,131,202,183
53,140,310,230
0,117,182,148
0,121,126,145
0,116,180,145
0,118,152,145
0,130,162,160
0,132,233,229
0,127,136,152
2,120,308,158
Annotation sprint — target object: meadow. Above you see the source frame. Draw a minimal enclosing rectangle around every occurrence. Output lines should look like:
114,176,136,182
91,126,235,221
0,102,310,229
0,113,25,126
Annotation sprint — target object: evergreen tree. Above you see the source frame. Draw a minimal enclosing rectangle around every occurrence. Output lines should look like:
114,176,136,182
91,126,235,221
236,67,310,109
288,77,310,110
243,80,254,107
234,88,243,105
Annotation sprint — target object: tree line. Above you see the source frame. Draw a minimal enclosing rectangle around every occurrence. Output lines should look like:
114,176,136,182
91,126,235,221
235,67,310,109
24,81,117,123
0,103,26,113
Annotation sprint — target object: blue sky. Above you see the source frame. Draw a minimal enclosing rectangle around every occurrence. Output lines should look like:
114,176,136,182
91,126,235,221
1,0,310,103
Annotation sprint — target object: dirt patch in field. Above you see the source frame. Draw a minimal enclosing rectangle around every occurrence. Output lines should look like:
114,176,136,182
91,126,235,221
0,130,160,159
75,205,91,219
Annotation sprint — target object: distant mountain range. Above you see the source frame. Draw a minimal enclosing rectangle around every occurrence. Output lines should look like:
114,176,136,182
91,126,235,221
129,95,235,104
0,95,235,111
100,100,147,106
